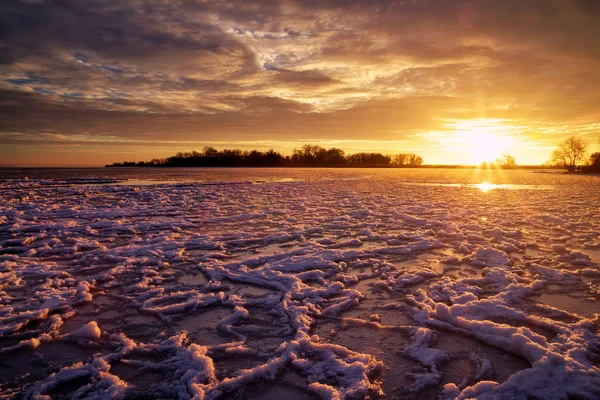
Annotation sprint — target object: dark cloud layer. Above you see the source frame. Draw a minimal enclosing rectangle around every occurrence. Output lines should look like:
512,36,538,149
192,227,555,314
1,0,599,164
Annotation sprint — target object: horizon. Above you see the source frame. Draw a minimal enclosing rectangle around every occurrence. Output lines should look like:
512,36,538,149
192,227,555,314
1,1,600,166
0,148,566,169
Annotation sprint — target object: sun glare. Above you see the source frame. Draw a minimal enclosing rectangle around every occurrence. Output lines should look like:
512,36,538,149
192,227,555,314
448,119,510,165
467,132,504,164
475,182,495,193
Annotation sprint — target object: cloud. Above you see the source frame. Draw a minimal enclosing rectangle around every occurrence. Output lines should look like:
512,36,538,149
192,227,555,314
1,0,600,164
0,89,461,142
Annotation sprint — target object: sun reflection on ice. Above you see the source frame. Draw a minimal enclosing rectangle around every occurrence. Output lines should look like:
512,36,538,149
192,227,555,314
475,182,495,193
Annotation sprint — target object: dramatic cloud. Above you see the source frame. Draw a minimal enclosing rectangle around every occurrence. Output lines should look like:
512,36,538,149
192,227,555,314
1,0,599,165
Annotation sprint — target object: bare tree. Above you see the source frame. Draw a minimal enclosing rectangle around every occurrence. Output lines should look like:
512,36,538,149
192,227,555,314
391,153,407,166
496,154,517,168
550,136,587,172
391,153,423,167
408,154,424,166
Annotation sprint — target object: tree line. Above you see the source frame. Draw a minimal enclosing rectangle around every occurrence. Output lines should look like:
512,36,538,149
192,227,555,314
106,144,425,168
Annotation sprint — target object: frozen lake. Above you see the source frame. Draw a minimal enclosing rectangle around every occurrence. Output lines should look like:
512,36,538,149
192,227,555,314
1,168,599,399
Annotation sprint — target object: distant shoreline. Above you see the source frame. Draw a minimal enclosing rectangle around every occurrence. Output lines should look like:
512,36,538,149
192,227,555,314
1,165,562,170
104,164,559,170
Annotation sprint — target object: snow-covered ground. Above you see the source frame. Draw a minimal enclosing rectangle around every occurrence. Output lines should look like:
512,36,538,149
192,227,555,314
1,169,599,399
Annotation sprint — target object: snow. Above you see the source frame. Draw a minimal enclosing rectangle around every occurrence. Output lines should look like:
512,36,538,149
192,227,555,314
1,169,599,399
72,321,102,340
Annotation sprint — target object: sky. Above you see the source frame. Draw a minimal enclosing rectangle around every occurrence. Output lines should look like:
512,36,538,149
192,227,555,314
1,0,600,166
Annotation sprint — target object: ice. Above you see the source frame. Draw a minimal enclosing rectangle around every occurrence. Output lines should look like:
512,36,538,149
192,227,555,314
1,169,600,399
238,381,319,400
536,292,599,319
71,321,102,340
177,273,209,286
469,247,512,268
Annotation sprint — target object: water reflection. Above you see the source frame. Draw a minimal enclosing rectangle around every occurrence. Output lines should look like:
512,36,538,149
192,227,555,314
475,182,495,193
0,168,573,189
471,182,553,192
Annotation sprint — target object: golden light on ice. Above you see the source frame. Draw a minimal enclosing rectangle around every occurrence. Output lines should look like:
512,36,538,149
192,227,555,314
475,182,495,193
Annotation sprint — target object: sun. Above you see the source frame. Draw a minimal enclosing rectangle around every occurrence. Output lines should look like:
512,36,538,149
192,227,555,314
449,119,508,164
467,132,505,164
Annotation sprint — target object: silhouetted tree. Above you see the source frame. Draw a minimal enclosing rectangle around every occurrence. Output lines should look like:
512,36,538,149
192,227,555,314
324,148,346,164
550,136,587,172
347,152,391,165
391,154,407,166
408,154,424,166
391,153,423,167
300,144,323,164
289,145,347,165
581,152,600,173
496,154,517,169
264,149,284,166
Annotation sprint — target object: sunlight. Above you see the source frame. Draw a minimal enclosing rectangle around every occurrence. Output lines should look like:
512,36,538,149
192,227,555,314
475,182,495,193
447,119,510,164
467,132,504,164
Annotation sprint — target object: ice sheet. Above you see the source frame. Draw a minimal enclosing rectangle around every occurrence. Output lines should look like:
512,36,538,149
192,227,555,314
1,170,599,399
